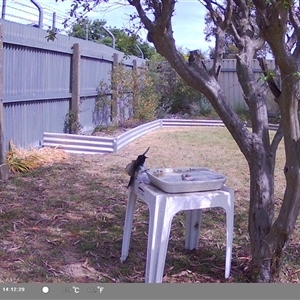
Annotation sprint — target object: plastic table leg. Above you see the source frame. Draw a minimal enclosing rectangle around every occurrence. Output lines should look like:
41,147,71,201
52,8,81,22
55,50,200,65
223,187,234,278
144,195,174,283
120,190,137,263
185,209,203,250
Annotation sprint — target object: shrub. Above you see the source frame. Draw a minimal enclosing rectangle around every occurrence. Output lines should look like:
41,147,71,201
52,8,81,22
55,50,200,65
148,58,213,116
95,62,159,128
64,110,82,134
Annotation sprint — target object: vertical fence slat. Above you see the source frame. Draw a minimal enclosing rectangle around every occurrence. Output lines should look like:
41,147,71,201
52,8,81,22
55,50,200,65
0,24,4,164
111,52,119,124
132,59,137,116
71,43,80,134
0,23,9,180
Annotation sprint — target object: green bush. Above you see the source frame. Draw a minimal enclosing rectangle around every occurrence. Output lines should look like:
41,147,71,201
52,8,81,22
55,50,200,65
148,57,213,117
95,63,159,127
64,110,82,134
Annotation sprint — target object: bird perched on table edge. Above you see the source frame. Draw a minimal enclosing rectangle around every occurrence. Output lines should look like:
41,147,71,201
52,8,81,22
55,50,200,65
125,147,150,188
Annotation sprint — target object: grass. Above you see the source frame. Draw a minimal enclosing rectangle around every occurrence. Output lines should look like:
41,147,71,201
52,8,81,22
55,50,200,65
0,126,299,283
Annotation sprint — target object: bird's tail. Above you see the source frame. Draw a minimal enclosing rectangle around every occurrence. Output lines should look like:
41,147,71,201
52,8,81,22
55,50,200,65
127,176,134,188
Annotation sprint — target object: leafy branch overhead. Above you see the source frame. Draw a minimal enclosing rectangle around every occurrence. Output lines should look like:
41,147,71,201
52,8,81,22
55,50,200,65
67,17,155,58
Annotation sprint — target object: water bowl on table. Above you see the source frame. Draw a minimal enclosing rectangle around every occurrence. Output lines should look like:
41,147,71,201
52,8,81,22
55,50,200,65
146,167,227,193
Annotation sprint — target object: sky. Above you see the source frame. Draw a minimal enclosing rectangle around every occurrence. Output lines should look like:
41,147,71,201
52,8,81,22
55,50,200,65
3,0,214,53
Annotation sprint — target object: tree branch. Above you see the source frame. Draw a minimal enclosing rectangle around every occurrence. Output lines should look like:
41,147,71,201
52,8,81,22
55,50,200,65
270,122,283,154
288,7,300,58
253,0,291,66
289,5,300,31
258,57,281,99
286,31,298,53
156,0,175,31
129,0,175,44
128,0,154,31
230,22,243,46
222,0,233,30
202,0,233,78
257,57,283,152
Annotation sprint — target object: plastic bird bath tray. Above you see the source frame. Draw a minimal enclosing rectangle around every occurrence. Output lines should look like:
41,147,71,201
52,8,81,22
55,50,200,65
146,167,227,193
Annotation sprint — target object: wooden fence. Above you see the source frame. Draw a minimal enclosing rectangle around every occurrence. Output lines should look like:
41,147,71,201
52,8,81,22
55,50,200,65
0,19,144,153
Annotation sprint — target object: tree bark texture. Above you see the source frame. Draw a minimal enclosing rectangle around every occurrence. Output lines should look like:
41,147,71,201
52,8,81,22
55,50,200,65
128,0,300,282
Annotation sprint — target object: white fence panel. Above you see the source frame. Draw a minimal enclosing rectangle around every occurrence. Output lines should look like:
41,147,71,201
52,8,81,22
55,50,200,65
43,119,279,155
162,119,224,127
43,132,115,154
116,120,162,152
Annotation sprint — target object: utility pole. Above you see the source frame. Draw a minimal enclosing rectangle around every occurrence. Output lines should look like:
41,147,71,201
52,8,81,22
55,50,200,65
0,24,9,180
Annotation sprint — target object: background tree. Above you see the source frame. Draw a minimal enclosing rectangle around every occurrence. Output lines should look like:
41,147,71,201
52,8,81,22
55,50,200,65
69,18,106,40
204,7,270,59
204,11,239,59
149,52,213,116
63,0,300,282
68,18,156,59
209,43,239,59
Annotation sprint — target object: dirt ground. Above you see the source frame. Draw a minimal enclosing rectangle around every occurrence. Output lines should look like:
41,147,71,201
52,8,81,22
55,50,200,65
1,127,300,283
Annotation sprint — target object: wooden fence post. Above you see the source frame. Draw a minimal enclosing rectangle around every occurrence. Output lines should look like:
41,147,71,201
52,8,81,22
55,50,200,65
0,24,9,180
70,43,80,134
132,59,138,118
111,53,119,125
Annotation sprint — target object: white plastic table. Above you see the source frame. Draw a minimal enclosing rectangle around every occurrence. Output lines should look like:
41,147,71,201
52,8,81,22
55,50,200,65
120,173,234,283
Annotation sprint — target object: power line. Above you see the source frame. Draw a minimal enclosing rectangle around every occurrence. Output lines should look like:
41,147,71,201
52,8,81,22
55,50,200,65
3,0,76,32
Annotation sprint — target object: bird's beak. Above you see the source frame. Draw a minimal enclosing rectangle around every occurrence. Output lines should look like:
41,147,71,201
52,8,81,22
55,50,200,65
143,147,150,155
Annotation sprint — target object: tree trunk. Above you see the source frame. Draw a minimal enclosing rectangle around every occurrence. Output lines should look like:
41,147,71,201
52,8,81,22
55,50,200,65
247,145,275,282
252,174,300,282
248,84,300,282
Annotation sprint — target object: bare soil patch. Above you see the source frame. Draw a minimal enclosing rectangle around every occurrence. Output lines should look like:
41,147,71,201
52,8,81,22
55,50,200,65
1,127,299,283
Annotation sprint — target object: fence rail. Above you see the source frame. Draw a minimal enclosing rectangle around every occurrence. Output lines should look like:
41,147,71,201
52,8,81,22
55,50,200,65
43,119,226,154
43,132,115,154
115,120,162,152
161,119,224,127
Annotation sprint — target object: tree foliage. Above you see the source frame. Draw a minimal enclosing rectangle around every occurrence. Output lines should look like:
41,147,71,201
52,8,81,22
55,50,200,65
68,18,156,59
149,54,213,116
96,62,159,125
69,18,106,41
209,43,239,59
203,3,269,59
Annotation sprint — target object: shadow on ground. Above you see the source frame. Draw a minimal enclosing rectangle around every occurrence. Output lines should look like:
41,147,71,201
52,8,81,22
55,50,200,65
1,127,299,283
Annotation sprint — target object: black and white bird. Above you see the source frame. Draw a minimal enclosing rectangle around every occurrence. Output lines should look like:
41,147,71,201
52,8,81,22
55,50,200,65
125,147,150,188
